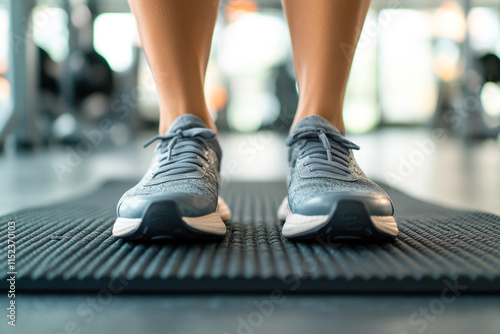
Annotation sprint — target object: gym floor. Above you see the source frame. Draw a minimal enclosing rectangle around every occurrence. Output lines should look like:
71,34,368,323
2,128,499,216
7,295,500,334
1,129,500,334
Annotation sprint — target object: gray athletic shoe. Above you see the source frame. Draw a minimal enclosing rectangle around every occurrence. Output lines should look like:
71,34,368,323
113,114,231,240
278,115,398,240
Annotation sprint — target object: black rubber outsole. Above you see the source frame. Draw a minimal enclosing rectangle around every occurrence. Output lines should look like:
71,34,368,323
285,200,397,241
117,200,225,242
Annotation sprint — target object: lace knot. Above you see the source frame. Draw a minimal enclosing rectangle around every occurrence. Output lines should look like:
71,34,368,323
142,127,216,177
287,126,360,176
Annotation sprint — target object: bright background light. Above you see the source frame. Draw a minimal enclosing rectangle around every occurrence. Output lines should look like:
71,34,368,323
94,13,138,73
344,10,379,133
431,1,466,42
379,9,437,124
32,6,69,63
481,82,500,118
468,8,500,55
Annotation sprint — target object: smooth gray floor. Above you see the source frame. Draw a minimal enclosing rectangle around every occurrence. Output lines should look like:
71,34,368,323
1,294,499,334
1,128,499,215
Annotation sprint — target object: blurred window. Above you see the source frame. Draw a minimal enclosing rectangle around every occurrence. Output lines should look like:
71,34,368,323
468,7,500,55
32,6,69,62
94,13,137,73
344,10,379,133
379,9,437,124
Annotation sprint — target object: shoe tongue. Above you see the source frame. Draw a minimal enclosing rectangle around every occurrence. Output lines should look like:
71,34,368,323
291,115,343,136
162,114,222,160
165,114,209,134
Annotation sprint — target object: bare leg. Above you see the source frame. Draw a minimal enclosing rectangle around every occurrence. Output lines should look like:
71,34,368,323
281,0,371,132
129,0,219,134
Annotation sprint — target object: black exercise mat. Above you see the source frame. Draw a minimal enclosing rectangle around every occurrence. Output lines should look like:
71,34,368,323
1,181,500,293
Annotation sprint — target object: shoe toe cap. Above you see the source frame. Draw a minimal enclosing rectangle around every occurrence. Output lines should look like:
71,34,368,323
117,192,216,218
292,192,394,216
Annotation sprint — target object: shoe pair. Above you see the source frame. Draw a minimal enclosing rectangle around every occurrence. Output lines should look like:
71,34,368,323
112,114,398,241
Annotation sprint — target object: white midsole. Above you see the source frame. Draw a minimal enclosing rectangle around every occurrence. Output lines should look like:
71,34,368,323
278,197,329,237
278,197,398,238
112,197,231,237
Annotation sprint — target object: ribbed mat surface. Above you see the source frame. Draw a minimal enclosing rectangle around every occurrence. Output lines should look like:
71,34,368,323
1,181,500,293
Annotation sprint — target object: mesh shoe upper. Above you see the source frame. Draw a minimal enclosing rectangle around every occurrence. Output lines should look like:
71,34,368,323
117,114,221,218
286,115,390,214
